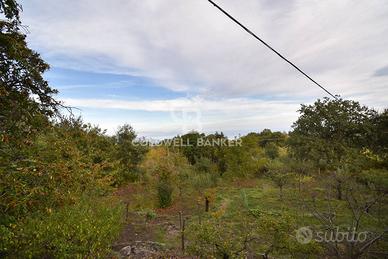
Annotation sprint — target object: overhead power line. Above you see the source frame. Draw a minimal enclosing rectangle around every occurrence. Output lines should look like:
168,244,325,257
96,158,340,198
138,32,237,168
207,0,338,99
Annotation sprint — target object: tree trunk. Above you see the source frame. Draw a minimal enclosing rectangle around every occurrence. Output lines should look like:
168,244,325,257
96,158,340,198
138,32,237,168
298,174,302,193
336,182,342,200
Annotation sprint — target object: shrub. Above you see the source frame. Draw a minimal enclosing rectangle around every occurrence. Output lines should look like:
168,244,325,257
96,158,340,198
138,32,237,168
1,196,123,258
265,142,280,159
187,220,238,258
187,211,321,258
157,179,173,208
144,209,157,221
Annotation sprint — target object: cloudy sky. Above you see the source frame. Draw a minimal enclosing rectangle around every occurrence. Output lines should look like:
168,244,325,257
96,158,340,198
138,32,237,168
20,0,388,138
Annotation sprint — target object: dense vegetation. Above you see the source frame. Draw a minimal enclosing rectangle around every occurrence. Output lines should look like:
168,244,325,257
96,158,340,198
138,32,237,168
1,0,387,258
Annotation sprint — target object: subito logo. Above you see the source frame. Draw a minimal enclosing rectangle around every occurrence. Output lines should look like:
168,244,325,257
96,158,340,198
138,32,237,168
296,226,313,244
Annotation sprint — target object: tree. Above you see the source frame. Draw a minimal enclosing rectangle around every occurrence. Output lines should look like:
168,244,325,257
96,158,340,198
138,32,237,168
114,124,147,184
204,132,228,176
0,1,125,256
289,159,314,193
140,147,192,208
308,176,388,258
289,97,377,169
177,131,205,165
1,0,59,147
257,129,287,148
224,134,265,178
330,167,352,200
266,159,294,200
0,0,20,21
370,109,388,167
265,142,280,159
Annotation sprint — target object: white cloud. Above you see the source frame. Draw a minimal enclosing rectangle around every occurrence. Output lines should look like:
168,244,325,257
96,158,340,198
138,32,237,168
21,0,388,99
20,0,388,136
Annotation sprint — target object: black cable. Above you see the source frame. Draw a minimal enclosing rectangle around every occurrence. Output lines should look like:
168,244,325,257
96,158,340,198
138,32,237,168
208,0,338,99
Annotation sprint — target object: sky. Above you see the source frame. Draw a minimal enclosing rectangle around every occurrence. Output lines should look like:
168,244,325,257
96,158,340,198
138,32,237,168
19,0,388,138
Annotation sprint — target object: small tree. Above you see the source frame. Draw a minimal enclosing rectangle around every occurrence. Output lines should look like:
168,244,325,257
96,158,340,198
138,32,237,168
114,124,147,184
289,159,314,193
308,175,388,258
157,174,173,208
330,167,351,200
140,147,191,208
265,142,280,159
267,160,294,201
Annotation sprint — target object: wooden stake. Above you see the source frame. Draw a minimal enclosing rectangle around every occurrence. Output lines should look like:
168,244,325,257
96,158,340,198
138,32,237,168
125,202,129,221
181,218,185,254
179,211,183,229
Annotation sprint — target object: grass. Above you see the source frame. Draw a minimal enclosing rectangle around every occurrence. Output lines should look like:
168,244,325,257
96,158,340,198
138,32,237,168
115,176,388,257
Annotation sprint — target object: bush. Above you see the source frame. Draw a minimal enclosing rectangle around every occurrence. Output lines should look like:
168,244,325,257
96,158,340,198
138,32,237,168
1,196,123,258
143,209,157,221
187,220,238,258
194,157,215,174
265,143,280,159
187,212,321,258
157,179,173,208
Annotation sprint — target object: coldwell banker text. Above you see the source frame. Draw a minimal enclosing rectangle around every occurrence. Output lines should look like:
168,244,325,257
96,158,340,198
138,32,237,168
132,137,243,147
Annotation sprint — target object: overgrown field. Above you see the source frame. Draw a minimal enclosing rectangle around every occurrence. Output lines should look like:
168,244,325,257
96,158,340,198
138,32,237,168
113,173,388,258
1,0,387,257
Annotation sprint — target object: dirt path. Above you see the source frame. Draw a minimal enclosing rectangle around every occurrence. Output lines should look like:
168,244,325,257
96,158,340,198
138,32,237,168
111,184,196,258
